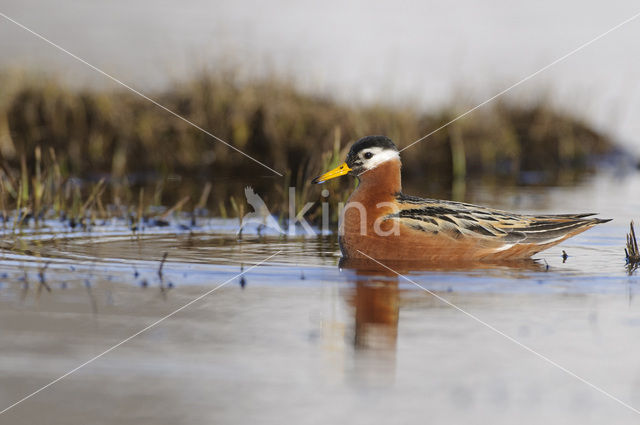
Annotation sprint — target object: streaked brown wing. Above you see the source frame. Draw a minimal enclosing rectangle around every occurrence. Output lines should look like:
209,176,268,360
390,193,609,246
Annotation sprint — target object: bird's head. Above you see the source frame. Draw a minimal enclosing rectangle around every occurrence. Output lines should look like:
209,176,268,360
312,135,399,184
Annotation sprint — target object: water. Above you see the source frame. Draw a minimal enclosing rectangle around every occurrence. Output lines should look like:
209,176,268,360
1,170,640,424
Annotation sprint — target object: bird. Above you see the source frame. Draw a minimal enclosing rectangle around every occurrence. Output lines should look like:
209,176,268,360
312,135,610,262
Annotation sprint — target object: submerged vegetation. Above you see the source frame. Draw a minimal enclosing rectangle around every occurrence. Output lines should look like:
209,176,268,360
0,70,624,224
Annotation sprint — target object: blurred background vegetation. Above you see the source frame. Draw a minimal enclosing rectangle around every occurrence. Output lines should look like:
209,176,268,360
0,70,623,224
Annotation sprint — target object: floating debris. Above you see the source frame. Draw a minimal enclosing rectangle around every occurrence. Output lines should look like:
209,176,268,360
85,278,98,314
156,252,170,298
20,270,29,302
238,263,246,288
157,252,169,279
37,261,52,293
151,219,170,227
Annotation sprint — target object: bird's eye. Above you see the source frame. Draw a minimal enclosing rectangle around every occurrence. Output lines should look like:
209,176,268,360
363,152,373,159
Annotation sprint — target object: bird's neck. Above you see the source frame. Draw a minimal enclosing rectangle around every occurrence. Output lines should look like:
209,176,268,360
352,158,402,203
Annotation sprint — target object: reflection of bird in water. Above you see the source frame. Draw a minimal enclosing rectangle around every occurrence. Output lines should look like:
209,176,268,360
352,278,399,351
238,186,283,235
340,252,401,352
340,256,546,356
341,260,400,385
313,135,611,261
337,257,547,385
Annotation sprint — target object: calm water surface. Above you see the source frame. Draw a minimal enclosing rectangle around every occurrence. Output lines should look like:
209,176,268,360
1,170,640,424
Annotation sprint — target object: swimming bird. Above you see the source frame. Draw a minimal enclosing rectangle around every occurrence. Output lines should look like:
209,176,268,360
312,135,610,261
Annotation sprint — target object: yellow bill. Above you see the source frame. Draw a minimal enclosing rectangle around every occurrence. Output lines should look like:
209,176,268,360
312,162,351,184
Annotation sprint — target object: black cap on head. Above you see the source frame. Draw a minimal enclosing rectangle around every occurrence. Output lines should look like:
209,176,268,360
348,135,397,155
346,135,397,167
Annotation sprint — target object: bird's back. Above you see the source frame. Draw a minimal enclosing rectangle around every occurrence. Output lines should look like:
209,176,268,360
385,193,610,260
340,192,610,261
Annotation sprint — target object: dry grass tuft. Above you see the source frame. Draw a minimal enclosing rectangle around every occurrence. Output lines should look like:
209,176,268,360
627,221,640,272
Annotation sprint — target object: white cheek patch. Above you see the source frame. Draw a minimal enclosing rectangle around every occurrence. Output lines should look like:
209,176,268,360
358,148,400,175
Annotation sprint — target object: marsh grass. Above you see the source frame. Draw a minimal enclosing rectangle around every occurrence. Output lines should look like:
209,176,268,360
627,221,640,273
0,70,624,228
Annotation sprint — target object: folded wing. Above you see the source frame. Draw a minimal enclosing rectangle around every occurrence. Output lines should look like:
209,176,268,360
389,194,610,248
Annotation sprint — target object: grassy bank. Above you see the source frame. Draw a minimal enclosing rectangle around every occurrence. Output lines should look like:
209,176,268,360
0,70,621,223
